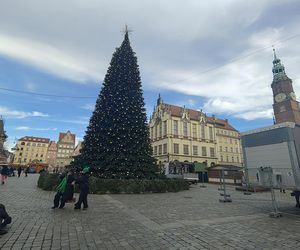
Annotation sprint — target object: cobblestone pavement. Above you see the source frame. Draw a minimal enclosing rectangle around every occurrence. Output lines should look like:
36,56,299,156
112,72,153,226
1,175,300,250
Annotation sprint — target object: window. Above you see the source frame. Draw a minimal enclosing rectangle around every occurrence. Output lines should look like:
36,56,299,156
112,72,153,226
232,156,234,162
225,147,228,152
163,121,167,136
21,142,25,145
226,156,229,162
236,148,238,153
21,147,23,151
201,124,205,139
19,152,22,156
32,143,36,146
174,143,179,154
40,154,43,157
173,121,178,135
192,124,197,138
230,138,232,144
221,155,223,162
237,156,239,163
26,142,31,146
183,145,189,155
210,148,215,158
202,147,207,156
163,143,167,154
209,127,213,140
219,146,222,152
159,122,162,138
231,147,233,153
193,146,198,155
235,139,237,145
158,145,162,155
154,146,157,155
183,122,188,136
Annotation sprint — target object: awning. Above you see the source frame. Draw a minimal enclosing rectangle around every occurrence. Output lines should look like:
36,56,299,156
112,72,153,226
194,163,207,172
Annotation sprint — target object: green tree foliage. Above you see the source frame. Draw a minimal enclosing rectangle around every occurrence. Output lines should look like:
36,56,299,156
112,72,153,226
72,31,158,179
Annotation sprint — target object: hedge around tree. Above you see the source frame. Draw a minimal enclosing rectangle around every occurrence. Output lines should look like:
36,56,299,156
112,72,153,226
38,172,189,194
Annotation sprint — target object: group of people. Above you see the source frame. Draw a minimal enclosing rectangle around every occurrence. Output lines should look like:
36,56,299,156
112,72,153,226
0,166,29,185
52,167,90,210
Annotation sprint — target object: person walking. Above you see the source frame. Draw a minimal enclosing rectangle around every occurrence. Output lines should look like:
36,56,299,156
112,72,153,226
0,204,12,235
24,167,29,177
17,167,22,178
1,165,9,185
74,167,90,210
52,170,75,209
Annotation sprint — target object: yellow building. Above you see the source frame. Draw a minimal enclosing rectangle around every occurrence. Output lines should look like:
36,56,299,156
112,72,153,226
13,136,50,165
149,97,243,167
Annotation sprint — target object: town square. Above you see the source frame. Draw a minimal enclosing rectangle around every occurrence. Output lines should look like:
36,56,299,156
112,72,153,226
1,1,300,249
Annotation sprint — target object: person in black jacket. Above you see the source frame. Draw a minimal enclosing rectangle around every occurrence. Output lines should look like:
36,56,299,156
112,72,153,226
74,167,89,210
1,166,9,184
0,204,12,235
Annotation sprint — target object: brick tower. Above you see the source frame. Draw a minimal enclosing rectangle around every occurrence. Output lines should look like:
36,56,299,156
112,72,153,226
271,49,300,124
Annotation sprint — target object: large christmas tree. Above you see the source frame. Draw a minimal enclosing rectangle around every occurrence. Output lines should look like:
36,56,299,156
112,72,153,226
73,30,158,179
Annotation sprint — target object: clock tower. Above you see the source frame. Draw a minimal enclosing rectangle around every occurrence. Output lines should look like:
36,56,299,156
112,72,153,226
271,49,300,124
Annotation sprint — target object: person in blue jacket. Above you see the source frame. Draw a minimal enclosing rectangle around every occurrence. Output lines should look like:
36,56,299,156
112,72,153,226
74,167,89,210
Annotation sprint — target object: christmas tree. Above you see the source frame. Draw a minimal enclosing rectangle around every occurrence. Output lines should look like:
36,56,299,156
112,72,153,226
73,29,158,179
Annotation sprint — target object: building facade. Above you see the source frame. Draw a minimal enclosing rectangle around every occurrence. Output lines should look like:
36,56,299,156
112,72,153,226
13,136,50,165
56,131,75,169
149,96,243,167
46,141,57,168
271,49,300,124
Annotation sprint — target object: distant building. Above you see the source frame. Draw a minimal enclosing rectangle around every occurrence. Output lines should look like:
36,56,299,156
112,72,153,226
73,141,82,157
47,141,57,169
0,117,8,164
271,49,300,124
149,96,243,167
56,131,75,170
13,136,50,165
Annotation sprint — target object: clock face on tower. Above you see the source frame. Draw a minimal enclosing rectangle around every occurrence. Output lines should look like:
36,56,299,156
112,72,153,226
275,93,286,103
289,92,297,101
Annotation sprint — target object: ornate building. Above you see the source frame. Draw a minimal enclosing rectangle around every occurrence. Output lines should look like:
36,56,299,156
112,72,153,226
0,117,8,163
271,49,300,124
13,136,50,165
46,141,57,169
149,96,243,167
56,131,75,169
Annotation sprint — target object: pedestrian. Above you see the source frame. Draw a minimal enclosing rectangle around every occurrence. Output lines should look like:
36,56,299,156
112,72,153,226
1,165,9,185
24,167,29,177
52,170,75,209
17,167,22,178
0,204,12,235
74,167,90,210
292,190,300,208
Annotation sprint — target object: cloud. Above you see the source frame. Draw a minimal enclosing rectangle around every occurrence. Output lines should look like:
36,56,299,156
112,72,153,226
1,0,300,122
81,103,95,111
0,106,49,119
15,126,57,131
0,33,102,82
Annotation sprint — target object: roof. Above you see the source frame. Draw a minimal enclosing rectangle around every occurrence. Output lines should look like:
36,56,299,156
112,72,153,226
58,131,75,143
163,103,237,131
208,165,243,171
19,136,50,143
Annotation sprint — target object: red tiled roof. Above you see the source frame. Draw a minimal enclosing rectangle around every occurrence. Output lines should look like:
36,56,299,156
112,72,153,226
59,131,75,143
20,136,50,143
163,103,237,132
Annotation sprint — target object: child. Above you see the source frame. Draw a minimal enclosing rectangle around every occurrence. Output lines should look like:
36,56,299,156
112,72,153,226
74,167,90,210
0,204,12,235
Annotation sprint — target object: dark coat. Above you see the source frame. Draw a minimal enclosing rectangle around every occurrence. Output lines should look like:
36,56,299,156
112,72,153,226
1,166,9,176
63,175,75,200
75,175,89,192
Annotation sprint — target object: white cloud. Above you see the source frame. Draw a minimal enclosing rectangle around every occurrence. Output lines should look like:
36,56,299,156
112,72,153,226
0,33,102,82
81,103,95,111
15,126,57,131
0,106,49,119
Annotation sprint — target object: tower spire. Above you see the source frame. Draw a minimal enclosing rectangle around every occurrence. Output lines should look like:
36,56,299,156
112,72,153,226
272,49,288,82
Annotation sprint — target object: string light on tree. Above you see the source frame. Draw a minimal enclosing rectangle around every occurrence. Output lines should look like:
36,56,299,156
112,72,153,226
72,27,158,179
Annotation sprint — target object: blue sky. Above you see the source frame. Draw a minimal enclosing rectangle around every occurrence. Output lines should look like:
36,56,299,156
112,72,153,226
1,0,300,150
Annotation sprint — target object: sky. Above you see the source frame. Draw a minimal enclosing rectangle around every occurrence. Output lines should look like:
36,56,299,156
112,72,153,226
1,0,300,150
